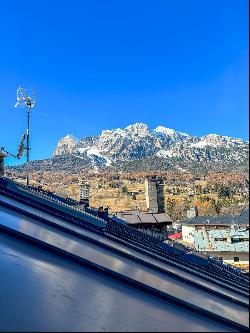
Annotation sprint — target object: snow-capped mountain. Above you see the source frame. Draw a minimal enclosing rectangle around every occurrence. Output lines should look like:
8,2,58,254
53,123,249,169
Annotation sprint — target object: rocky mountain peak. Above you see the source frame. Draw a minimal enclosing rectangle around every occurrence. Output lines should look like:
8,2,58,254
154,126,190,139
125,123,150,136
64,134,79,142
53,123,249,170
54,134,79,156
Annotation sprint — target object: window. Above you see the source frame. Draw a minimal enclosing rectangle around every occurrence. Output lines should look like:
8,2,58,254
233,257,239,262
231,238,240,243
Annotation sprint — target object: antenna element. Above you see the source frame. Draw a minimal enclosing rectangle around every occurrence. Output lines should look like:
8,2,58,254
15,86,36,185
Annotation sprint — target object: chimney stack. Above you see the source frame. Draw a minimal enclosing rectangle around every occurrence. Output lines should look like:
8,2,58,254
187,206,198,218
79,181,90,208
145,176,165,213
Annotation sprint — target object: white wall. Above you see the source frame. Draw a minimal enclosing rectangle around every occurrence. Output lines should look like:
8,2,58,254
207,251,249,265
182,225,195,245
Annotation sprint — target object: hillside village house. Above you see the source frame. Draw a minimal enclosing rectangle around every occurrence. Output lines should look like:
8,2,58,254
181,208,249,270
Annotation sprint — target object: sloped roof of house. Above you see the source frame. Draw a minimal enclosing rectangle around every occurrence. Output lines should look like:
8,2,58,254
168,232,182,240
194,229,249,252
181,209,249,226
116,210,172,224
0,177,249,332
209,229,249,239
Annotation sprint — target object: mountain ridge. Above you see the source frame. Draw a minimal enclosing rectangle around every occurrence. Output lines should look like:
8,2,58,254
53,123,249,169
9,123,249,174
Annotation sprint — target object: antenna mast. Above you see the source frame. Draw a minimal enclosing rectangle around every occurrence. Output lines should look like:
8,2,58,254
15,86,35,185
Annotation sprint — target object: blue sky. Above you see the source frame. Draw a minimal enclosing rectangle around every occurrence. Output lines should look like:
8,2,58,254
0,0,249,165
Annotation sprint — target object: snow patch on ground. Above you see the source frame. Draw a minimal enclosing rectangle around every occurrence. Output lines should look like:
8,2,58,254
189,141,218,148
77,147,89,153
156,149,174,157
177,166,188,173
154,126,190,138
74,155,85,160
87,147,112,166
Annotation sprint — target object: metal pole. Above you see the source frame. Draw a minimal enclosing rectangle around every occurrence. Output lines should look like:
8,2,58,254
0,153,5,177
26,104,31,186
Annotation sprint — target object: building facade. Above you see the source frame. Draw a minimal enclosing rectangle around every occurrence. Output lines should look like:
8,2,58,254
181,209,249,270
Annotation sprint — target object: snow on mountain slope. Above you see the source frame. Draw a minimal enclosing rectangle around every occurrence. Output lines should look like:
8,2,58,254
154,126,191,140
53,123,249,168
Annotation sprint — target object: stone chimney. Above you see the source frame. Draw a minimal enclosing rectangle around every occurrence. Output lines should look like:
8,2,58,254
79,181,90,208
187,206,198,218
145,177,165,213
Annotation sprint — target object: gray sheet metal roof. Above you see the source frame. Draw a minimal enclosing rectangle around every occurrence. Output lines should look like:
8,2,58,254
0,232,241,333
116,211,172,224
0,178,249,332
138,213,157,223
116,211,140,224
181,209,249,226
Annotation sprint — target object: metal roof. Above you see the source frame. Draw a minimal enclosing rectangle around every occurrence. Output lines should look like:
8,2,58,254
168,232,182,240
209,229,249,239
0,177,249,332
116,211,172,224
181,209,249,226
210,241,249,252
0,232,242,333
194,229,249,252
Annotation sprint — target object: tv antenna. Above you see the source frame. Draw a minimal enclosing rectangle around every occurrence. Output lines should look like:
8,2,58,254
0,135,26,177
15,86,36,185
